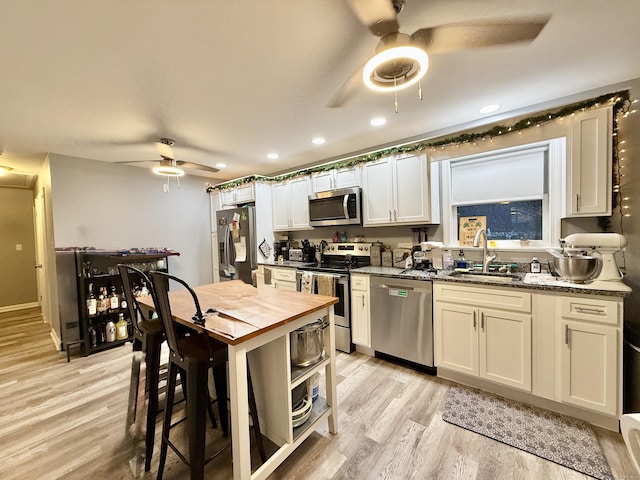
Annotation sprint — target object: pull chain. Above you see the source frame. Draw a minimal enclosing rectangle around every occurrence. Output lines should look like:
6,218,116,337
394,76,399,113
418,78,423,101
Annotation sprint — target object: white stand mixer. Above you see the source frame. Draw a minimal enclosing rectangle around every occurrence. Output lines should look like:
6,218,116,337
561,233,631,292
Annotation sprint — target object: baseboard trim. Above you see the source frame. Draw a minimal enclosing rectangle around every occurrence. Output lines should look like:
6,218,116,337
50,329,62,351
0,302,40,314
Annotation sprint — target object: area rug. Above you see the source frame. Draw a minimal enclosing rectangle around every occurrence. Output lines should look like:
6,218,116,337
442,385,613,480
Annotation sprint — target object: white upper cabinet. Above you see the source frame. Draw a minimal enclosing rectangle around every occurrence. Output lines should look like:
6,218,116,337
220,182,255,206
272,176,312,231
311,165,361,192
565,106,612,217
362,153,435,226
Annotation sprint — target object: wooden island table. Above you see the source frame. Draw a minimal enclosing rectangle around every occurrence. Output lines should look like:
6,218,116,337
137,280,339,480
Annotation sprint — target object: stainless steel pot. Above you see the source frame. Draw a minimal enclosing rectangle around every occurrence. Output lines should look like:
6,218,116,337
290,318,328,367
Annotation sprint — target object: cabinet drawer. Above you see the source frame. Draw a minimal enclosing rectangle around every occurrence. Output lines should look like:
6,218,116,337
560,296,620,325
434,283,531,313
351,274,369,292
271,268,297,282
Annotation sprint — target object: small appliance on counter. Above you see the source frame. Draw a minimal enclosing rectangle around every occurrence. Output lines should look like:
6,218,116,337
273,240,290,261
289,248,303,261
546,232,631,291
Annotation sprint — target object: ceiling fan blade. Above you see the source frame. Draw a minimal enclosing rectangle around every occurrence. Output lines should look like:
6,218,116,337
326,64,366,108
175,161,219,173
348,0,399,37
412,16,551,55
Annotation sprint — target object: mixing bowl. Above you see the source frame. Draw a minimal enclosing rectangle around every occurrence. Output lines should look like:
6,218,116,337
552,254,599,283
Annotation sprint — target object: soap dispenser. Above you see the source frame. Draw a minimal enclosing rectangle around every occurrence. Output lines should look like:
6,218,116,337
456,250,468,269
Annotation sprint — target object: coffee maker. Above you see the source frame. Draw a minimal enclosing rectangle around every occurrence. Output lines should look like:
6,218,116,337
273,240,289,261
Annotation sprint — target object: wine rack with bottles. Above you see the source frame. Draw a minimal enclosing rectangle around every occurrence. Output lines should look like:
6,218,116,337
64,248,179,355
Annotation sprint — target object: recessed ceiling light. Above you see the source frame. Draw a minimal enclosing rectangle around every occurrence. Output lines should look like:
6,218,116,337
479,104,501,114
215,162,227,168
311,137,326,145
267,153,279,160
370,117,387,127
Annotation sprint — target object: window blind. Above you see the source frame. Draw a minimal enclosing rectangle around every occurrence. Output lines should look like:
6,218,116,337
450,147,547,206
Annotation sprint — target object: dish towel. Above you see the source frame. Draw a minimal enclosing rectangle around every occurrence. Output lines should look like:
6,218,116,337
316,274,336,297
300,271,314,293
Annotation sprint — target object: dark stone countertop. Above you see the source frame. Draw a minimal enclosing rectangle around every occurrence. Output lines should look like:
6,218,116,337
350,266,630,297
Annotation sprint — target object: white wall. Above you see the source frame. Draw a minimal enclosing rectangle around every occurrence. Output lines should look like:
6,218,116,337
48,154,213,286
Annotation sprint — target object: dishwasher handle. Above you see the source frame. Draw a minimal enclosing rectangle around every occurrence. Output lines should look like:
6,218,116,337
371,282,431,294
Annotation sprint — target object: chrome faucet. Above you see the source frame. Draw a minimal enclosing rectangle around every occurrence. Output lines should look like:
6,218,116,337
473,229,496,273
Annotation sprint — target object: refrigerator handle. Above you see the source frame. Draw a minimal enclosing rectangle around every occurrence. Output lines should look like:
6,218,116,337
226,224,235,266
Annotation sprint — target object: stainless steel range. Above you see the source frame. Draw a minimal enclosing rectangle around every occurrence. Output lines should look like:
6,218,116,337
297,242,371,353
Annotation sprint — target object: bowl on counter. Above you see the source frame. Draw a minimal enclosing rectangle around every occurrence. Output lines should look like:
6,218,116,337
552,254,599,283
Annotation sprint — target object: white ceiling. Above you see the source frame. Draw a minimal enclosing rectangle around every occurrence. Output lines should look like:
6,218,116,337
0,0,639,183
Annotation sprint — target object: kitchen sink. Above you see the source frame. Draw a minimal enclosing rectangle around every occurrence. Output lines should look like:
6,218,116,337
447,271,522,283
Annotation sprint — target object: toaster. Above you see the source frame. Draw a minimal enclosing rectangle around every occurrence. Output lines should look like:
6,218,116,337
289,248,303,261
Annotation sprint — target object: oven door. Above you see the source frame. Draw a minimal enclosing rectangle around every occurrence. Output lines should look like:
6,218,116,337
297,269,353,353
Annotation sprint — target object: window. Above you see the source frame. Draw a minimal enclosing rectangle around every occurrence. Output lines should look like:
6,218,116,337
440,139,565,248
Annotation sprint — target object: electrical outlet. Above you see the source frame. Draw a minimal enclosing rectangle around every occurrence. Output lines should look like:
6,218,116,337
16,244,22,251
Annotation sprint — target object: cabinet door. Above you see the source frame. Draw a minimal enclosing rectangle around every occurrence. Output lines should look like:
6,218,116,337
559,319,618,415
434,302,478,376
362,158,394,225
311,170,334,192
479,308,532,391
566,107,612,217
235,183,255,203
394,153,430,224
272,182,291,231
220,189,236,206
334,166,360,189
351,290,370,347
289,176,311,229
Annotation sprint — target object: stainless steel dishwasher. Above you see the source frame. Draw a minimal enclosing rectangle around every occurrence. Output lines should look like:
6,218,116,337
370,277,434,367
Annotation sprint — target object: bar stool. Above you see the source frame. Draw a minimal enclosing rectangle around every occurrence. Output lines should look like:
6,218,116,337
150,272,266,480
119,265,166,472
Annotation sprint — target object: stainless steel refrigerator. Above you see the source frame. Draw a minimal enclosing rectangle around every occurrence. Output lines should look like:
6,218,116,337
216,206,256,284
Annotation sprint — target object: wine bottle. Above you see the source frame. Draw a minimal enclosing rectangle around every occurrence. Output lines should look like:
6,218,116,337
89,324,97,347
109,286,119,310
96,287,106,313
116,314,128,340
120,287,128,309
86,283,97,316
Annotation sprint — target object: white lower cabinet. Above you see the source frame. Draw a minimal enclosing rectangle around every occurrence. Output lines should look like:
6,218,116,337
434,281,624,426
268,266,298,291
434,283,532,391
557,295,621,416
350,274,370,347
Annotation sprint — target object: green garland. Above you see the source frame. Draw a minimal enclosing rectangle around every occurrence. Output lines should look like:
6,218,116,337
206,90,631,193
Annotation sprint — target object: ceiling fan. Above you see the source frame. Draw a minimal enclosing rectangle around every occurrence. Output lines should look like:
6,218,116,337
328,0,550,107
118,138,220,177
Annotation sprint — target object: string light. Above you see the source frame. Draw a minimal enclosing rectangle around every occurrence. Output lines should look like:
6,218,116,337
207,90,634,192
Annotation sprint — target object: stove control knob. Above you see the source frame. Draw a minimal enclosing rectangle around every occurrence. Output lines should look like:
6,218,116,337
358,246,363,251
364,246,369,251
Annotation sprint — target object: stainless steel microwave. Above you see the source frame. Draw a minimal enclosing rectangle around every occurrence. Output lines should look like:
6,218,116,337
308,187,361,227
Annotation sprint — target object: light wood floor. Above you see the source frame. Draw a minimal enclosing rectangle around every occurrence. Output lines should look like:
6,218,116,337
1,307,638,480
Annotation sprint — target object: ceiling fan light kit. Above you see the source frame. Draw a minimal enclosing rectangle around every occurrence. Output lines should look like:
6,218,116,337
363,42,429,92
152,164,185,177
